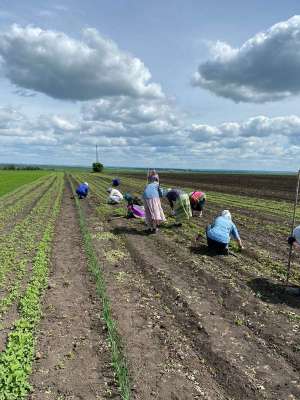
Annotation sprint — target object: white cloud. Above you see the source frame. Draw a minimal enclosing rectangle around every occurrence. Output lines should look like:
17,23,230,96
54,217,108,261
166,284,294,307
1,103,299,169
192,16,300,103
0,25,163,101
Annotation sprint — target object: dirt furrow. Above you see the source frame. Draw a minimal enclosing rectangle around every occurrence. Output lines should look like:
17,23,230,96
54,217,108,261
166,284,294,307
30,181,119,400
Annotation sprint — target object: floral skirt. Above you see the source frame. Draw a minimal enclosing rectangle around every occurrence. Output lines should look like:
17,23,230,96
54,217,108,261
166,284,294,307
144,198,166,225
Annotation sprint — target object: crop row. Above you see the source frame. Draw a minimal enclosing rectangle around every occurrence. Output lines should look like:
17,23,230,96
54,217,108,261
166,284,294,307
69,175,131,400
0,175,60,298
0,174,56,232
0,171,50,198
0,173,64,400
0,176,63,327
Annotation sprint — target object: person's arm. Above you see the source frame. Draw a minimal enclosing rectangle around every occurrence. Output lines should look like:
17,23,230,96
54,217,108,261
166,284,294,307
231,223,244,250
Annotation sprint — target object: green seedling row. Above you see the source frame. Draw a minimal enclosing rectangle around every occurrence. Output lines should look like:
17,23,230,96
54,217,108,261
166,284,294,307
0,170,50,198
0,175,56,232
0,174,52,208
0,176,63,319
0,173,64,400
0,176,59,290
69,175,131,400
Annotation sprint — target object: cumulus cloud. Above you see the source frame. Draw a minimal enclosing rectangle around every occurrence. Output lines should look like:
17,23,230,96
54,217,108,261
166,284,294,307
189,115,300,141
192,16,300,103
81,96,180,137
0,24,163,101
1,103,299,168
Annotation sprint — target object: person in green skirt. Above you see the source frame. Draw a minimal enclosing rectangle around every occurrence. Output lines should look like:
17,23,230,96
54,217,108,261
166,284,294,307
165,188,192,226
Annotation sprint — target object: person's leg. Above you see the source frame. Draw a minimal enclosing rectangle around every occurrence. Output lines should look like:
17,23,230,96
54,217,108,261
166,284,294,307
216,241,229,255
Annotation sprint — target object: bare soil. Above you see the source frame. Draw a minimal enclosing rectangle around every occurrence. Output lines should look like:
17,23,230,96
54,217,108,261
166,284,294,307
119,171,297,201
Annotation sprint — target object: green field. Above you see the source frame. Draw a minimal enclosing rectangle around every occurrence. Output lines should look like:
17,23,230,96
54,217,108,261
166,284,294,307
0,171,50,197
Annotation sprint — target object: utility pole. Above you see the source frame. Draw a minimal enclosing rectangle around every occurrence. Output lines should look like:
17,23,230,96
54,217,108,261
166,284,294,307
96,145,99,163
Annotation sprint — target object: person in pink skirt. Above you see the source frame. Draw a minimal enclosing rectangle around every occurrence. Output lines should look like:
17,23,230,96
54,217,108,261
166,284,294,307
143,175,166,233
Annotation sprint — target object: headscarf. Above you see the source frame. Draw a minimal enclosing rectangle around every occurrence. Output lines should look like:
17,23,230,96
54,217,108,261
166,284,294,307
84,182,89,186
293,225,300,244
221,210,231,220
147,169,159,183
112,178,120,187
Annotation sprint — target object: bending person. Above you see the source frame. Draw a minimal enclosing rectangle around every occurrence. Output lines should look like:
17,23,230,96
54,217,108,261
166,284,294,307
288,225,300,248
165,188,192,226
76,182,89,199
107,187,123,204
204,210,243,255
143,176,165,233
189,191,206,217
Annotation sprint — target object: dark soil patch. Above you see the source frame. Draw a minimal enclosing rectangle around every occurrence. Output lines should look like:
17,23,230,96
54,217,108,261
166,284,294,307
119,171,297,202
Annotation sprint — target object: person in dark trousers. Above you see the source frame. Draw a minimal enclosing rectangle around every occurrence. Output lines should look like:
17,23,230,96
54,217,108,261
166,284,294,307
288,225,300,248
76,182,89,199
198,210,244,255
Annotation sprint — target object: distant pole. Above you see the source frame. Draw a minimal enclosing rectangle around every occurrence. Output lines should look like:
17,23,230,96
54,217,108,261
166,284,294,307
286,169,300,285
96,145,99,163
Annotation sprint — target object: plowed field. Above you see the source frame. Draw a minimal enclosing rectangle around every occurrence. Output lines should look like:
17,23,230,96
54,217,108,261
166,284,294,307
1,170,300,400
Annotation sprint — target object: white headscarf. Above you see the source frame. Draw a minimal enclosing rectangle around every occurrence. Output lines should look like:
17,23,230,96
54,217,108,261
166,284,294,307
221,210,231,219
84,182,89,187
293,225,300,244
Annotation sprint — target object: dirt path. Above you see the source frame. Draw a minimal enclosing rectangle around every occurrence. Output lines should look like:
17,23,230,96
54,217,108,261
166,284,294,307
30,182,120,400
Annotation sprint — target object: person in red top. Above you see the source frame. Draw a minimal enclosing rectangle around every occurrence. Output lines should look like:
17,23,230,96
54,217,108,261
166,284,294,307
189,191,206,217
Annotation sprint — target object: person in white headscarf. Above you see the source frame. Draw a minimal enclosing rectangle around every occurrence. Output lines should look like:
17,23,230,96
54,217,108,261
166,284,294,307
107,187,123,204
199,210,244,254
288,225,300,248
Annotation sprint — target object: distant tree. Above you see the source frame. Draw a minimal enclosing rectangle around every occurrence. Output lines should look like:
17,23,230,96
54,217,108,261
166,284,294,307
3,165,16,170
92,162,103,172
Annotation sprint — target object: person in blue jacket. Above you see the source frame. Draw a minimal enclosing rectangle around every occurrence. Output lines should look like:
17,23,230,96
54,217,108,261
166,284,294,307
76,182,89,199
143,176,166,233
201,210,244,254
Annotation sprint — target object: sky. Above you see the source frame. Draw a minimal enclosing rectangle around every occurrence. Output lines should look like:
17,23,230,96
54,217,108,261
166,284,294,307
0,1,300,171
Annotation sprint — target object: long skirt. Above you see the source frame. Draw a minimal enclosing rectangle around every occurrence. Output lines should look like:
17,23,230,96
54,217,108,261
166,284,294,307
174,193,192,223
144,197,166,226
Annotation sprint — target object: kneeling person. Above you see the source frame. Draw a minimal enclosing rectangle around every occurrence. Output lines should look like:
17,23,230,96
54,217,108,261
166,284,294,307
107,187,123,204
205,210,243,254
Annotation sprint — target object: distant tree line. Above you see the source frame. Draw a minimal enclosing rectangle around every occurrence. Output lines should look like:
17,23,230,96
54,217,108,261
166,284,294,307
1,165,43,171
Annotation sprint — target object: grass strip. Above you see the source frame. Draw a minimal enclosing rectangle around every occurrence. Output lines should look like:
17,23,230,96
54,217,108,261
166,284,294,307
0,175,63,400
69,176,131,400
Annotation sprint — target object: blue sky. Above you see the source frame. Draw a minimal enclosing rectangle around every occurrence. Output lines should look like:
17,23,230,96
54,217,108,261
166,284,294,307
0,1,300,170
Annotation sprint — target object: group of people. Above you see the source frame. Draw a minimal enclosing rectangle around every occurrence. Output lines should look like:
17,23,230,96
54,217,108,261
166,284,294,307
76,169,244,255
141,169,243,254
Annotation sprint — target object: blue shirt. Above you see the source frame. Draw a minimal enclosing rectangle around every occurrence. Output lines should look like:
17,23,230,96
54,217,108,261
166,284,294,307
76,183,89,195
206,216,240,244
143,182,162,199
